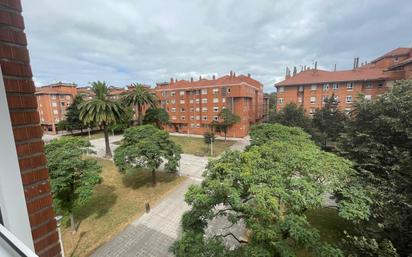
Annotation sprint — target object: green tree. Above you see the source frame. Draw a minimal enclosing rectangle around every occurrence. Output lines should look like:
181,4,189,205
79,81,127,158
122,83,157,125
312,94,348,149
338,80,412,256
108,106,134,135
172,124,371,257
217,108,240,141
45,137,102,232
114,125,182,185
203,131,216,156
66,95,85,134
270,102,312,130
143,107,170,129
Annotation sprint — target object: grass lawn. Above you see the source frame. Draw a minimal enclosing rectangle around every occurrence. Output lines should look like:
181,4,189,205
64,131,106,140
297,208,354,256
169,135,235,157
60,158,186,257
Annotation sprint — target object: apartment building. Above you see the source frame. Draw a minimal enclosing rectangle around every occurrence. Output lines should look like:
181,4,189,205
275,47,412,114
35,83,77,133
154,72,265,138
0,0,61,256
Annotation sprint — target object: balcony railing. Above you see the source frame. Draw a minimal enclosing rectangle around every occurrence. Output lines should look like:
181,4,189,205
0,224,37,257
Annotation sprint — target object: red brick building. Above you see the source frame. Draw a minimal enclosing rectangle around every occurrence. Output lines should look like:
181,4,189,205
35,83,77,133
275,47,412,114
0,0,61,256
154,72,266,138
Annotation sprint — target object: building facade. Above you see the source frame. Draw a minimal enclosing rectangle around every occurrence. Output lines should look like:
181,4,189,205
35,83,77,133
275,47,412,114
0,0,62,256
154,72,265,138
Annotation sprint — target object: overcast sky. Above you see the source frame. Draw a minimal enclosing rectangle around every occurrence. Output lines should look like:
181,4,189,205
21,0,412,92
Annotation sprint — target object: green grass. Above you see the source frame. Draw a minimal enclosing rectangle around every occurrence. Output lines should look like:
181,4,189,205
60,158,186,257
169,135,235,157
297,208,354,256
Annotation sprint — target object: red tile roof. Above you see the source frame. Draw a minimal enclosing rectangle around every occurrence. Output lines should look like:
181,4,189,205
276,68,388,86
372,47,412,63
388,56,412,70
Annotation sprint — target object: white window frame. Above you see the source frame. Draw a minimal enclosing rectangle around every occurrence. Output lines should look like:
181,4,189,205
213,107,219,112
310,96,316,104
346,95,352,103
347,82,353,90
323,84,329,91
311,85,317,91
278,98,284,104
333,83,339,90
278,86,285,92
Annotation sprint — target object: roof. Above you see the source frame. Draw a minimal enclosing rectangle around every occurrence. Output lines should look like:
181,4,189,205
155,73,262,91
372,47,412,63
276,68,388,86
387,56,412,70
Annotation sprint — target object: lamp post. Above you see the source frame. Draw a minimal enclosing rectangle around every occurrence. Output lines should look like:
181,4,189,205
55,216,65,257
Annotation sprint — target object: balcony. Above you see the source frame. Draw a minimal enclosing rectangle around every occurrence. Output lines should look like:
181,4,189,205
0,224,37,257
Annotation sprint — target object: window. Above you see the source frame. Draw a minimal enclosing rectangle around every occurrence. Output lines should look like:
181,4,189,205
213,98,219,103
323,84,329,91
298,97,302,103
196,115,200,120
346,95,352,103
202,116,208,121
180,99,185,104
189,99,194,104
378,82,384,87
333,83,339,90
171,100,176,104
179,90,185,96
162,91,167,97
222,98,226,103
196,124,201,128
190,107,194,112
347,82,353,90
298,86,304,92
171,91,176,96
365,95,372,100
309,108,315,115
53,109,58,115
311,85,317,91
52,102,57,107
191,123,196,128
171,108,176,112
310,96,316,104
213,88,219,94
202,98,208,104
278,98,284,104
278,86,285,92
227,88,231,93
61,102,65,106
202,107,208,112
213,106,219,112
172,116,177,120
66,95,70,100
180,108,185,112
213,116,219,121
52,95,57,99
181,116,185,120
190,116,194,120
322,95,328,102
201,89,208,95
195,107,200,112
365,83,373,89
195,98,200,103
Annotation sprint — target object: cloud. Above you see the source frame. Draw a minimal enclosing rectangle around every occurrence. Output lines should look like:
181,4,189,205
22,0,412,92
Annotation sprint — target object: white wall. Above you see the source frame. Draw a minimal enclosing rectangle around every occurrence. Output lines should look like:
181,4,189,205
0,68,35,250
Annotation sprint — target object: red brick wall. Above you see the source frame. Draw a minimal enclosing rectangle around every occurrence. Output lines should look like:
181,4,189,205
0,1,61,256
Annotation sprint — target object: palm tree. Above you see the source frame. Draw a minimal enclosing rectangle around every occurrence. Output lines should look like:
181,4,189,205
79,81,126,158
122,83,157,125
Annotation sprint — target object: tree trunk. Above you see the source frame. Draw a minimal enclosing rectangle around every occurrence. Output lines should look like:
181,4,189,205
138,104,143,125
69,212,76,233
80,126,83,135
151,169,157,186
103,124,112,158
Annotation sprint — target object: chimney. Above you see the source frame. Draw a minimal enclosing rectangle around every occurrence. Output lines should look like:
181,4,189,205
170,78,174,83
353,58,356,69
233,72,236,77
314,61,318,70
334,64,337,71
212,75,216,80
190,77,193,82
247,73,251,78
356,57,360,68
230,70,233,77
293,66,297,76
285,67,290,79
199,75,202,80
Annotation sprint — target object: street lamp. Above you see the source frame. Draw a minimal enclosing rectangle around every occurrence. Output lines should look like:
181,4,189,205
55,215,65,257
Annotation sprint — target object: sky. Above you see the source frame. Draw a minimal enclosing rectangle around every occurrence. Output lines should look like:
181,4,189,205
21,0,412,92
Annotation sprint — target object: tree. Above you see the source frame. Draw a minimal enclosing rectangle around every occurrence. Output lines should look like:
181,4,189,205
108,106,134,135
79,81,127,158
269,102,312,130
114,125,182,185
45,137,102,232
312,94,348,149
122,83,157,125
65,95,85,134
217,108,240,141
143,107,169,129
172,124,371,257
203,131,216,156
338,80,412,256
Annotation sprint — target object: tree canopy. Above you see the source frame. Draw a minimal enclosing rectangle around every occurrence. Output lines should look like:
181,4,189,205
79,81,127,157
143,107,169,129
45,137,102,231
172,124,370,257
114,125,182,185
122,83,157,125
216,108,241,140
338,80,412,256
